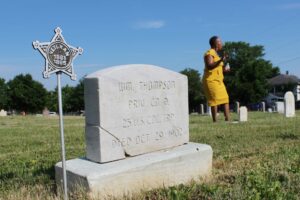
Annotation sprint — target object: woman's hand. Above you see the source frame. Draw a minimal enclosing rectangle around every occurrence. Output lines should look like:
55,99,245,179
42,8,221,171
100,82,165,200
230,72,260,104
224,67,230,72
223,63,230,72
221,52,229,62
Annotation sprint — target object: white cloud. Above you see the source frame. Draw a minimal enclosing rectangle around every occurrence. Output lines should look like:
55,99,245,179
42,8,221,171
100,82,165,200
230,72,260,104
134,20,166,29
277,3,300,10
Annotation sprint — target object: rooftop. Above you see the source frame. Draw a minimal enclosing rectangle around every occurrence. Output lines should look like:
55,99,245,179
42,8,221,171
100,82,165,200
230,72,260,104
268,73,300,86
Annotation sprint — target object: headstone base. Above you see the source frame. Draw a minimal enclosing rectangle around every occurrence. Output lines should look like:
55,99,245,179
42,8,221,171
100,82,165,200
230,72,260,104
55,142,212,198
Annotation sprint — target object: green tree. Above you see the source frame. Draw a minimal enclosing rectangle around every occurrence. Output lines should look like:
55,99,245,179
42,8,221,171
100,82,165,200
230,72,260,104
62,85,75,113
46,90,57,112
180,68,205,113
7,74,47,113
46,85,74,113
0,78,8,109
223,42,280,105
69,79,84,112
46,79,84,113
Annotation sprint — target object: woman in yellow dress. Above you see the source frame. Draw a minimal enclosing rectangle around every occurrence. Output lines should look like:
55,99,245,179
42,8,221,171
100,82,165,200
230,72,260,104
203,36,230,122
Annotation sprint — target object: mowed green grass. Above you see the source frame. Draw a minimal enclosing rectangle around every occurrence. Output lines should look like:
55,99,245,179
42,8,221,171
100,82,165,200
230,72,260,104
0,112,299,200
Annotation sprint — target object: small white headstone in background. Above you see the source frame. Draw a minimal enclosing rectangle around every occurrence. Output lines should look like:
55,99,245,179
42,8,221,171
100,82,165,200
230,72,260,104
268,108,272,113
275,102,284,114
206,104,211,116
200,104,204,115
261,102,265,112
43,108,50,116
0,109,7,117
239,106,248,122
284,91,295,117
295,84,300,101
235,101,240,114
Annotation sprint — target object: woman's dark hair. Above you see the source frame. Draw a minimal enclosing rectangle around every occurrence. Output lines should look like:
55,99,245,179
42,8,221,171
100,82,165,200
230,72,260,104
209,36,219,48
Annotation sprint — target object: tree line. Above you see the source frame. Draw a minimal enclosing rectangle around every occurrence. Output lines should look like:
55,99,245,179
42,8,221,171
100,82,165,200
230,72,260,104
0,74,84,114
0,41,281,114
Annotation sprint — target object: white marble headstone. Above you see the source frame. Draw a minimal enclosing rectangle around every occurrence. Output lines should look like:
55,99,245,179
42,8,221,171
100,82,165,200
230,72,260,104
284,91,295,117
0,109,7,117
42,108,50,116
261,102,265,112
206,103,211,116
239,106,248,122
200,104,204,115
235,101,240,114
84,64,189,163
296,85,300,101
275,102,284,114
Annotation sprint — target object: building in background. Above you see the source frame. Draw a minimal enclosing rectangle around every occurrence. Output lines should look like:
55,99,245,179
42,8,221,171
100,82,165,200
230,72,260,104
265,71,300,108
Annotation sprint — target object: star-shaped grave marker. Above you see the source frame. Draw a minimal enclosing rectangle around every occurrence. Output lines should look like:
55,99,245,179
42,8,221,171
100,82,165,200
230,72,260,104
33,27,83,80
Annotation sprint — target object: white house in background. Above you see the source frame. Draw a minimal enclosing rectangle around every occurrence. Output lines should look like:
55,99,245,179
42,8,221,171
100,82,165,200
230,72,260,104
266,71,300,108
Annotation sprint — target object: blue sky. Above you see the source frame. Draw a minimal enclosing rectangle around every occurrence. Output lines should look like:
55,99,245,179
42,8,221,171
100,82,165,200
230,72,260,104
1,0,300,90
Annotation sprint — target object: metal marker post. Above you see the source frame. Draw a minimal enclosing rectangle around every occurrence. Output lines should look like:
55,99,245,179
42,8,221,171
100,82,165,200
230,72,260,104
33,27,83,200
57,72,68,200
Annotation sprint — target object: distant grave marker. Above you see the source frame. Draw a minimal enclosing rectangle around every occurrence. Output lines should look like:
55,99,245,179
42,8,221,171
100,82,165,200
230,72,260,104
275,102,284,114
0,109,7,117
43,108,50,116
284,91,295,117
296,85,300,101
239,106,248,122
200,104,204,115
261,102,265,112
235,101,240,114
206,103,211,116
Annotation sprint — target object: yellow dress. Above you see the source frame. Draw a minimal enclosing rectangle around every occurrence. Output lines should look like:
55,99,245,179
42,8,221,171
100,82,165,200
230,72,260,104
202,49,229,106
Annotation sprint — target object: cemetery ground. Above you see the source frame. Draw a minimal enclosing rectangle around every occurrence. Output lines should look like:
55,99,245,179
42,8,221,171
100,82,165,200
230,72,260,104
0,112,299,200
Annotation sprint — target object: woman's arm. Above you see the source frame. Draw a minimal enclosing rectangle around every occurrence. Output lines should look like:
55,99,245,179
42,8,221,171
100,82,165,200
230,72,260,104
204,55,223,70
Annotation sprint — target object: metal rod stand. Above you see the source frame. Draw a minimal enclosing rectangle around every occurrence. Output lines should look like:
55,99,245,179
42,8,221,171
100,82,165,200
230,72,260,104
57,72,68,200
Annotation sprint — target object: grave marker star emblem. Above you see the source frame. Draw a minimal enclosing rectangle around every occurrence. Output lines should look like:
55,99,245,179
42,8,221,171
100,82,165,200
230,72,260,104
33,27,83,80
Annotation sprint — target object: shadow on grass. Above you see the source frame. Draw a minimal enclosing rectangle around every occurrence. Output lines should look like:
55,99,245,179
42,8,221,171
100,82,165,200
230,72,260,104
0,172,16,180
277,132,299,140
31,165,57,193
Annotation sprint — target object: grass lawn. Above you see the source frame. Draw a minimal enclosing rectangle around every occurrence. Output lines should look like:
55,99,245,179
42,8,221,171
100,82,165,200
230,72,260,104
0,111,299,199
